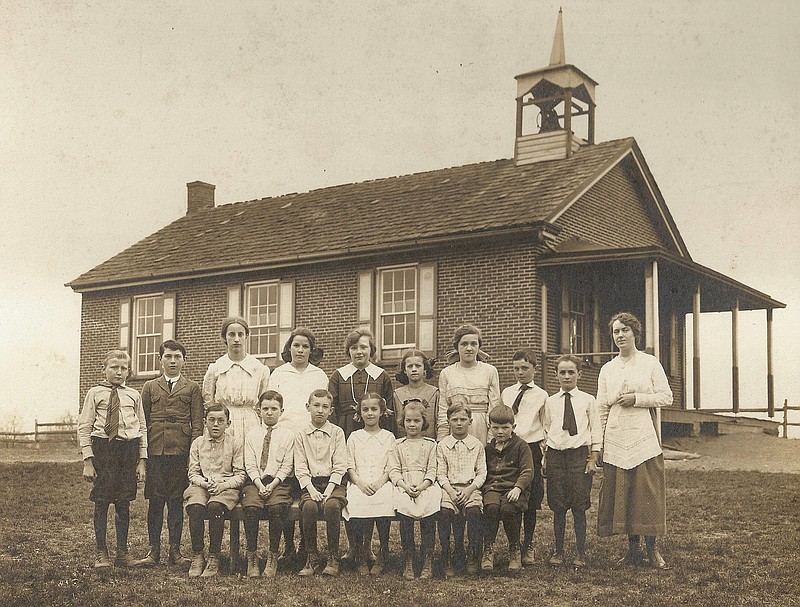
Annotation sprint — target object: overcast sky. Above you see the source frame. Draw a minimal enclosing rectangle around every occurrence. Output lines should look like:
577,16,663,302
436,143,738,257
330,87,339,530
1,1,798,431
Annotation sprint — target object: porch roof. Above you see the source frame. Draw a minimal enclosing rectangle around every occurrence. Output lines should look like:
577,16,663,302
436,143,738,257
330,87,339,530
537,246,785,311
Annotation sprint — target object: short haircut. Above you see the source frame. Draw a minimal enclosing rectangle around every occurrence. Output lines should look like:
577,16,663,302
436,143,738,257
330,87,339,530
220,316,250,342
159,339,186,358
308,388,333,405
554,354,583,372
403,401,430,431
447,402,473,420
512,349,538,365
280,327,317,364
205,403,230,421
344,328,377,358
358,392,387,415
395,349,435,384
609,312,642,346
258,389,284,408
489,404,515,425
452,324,482,351
102,349,131,368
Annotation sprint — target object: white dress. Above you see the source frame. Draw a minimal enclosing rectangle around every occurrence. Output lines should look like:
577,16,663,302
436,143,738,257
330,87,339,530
343,428,395,519
389,437,442,519
438,361,501,445
267,362,329,433
202,354,270,447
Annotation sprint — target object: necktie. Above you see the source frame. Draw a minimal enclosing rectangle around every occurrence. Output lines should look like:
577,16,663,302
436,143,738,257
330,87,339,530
455,439,466,455
105,386,120,441
562,392,578,436
168,379,174,392
512,384,531,414
260,426,273,473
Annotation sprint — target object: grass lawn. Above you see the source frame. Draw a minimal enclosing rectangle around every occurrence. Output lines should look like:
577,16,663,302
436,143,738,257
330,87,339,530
1,462,797,607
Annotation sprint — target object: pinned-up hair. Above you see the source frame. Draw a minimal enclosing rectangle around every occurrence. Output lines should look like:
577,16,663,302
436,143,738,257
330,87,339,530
344,327,377,358
609,312,642,346
395,349,436,384
220,316,250,341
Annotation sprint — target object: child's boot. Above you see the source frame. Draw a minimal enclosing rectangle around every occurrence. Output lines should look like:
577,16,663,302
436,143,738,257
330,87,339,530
572,552,587,569
114,549,139,568
94,548,112,570
480,542,494,571
188,551,205,577
135,545,160,567
508,544,522,572
298,552,319,577
466,545,479,575
548,551,564,566
322,556,340,576
402,548,415,580
263,551,278,578
370,546,386,576
442,548,455,579
521,543,536,566
201,553,220,577
419,551,433,579
246,550,260,578
168,544,191,567
645,536,668,570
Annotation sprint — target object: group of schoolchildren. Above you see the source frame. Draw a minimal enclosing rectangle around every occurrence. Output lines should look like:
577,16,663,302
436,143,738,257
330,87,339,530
77,323,601,580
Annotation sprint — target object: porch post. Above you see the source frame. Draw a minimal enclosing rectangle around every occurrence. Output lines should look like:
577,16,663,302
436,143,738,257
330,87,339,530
693,284,701,409
541,284,548,391
732,299,740,414
767,308,774,417
560,271,570,354
644,261,660,359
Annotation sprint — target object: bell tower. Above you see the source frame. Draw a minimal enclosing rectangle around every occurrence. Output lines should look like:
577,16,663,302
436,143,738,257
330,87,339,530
514,9,597,165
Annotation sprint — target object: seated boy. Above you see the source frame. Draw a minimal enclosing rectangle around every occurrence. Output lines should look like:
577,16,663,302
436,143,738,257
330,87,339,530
501,349,548,565
542,355,601,568
242,390,295,578
78,350,148,569
184,403,245,577
481,404,533,573
137,340,203,568
436,403,487,576
294,389,348,577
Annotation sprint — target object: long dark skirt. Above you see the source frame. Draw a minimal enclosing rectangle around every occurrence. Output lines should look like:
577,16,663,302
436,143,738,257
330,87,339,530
597,454,666,537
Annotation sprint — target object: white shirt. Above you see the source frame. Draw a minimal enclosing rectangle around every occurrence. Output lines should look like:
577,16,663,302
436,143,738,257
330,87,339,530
543,388,602,452
268,362,328,432
244,423,295,482
501,381,547,443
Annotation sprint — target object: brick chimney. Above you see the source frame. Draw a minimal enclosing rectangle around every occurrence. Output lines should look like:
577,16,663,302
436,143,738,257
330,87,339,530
186,181,215,214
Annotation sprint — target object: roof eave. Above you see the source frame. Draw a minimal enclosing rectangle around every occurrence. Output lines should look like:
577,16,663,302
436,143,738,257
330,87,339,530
66,221,560,293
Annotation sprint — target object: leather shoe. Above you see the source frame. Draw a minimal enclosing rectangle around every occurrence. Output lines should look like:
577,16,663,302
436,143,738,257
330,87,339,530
647,549,669,570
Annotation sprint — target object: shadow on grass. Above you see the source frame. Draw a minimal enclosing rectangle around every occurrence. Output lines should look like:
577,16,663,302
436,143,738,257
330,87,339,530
0,463,797,607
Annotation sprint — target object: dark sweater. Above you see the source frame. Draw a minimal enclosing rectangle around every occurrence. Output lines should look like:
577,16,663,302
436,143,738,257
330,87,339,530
484,433,534,494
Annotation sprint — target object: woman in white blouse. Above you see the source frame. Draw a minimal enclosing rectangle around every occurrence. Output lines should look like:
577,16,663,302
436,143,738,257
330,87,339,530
596,312,671,569
202,317,270,446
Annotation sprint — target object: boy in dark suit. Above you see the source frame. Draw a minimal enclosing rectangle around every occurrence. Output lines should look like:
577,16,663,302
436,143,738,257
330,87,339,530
136,340,204,567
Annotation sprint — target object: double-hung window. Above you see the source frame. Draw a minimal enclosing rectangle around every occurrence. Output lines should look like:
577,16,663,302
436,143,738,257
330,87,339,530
119,293,176,377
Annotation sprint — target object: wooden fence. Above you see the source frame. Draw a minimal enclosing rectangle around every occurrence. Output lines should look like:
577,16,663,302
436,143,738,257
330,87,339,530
0,419,77,447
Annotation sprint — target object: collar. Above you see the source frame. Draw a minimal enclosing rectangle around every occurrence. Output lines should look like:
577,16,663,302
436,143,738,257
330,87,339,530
277,362,321,376
337,362,383,381
557,388,578,398
304,421,333,436
99,381,126,389
442,434,478,450
216,354,264,376
204,429,226,443
164,374,181,383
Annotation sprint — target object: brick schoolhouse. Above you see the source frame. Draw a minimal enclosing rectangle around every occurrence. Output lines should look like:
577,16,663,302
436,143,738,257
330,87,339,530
67,16,784,424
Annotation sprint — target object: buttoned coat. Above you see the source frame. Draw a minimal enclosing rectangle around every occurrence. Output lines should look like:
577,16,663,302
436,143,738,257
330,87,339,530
142,375,204,456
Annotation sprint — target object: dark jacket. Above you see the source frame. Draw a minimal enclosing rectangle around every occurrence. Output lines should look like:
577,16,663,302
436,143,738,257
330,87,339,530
142,375,203,456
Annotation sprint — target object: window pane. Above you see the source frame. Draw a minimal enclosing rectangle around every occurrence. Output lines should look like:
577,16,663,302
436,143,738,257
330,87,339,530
134,296,163,374
246,282,280,357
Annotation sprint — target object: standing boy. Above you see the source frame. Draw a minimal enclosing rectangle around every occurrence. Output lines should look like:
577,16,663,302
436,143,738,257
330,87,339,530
501,349,548,565
242,390,295,578
542,355,601,568
436,403,487,576
78,350,148,569
481,404,533,573
137,340,203,568
294,389,348,577
185,404,245,577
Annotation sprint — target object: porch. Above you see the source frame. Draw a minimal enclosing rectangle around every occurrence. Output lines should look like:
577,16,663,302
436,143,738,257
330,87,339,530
535,245,785,422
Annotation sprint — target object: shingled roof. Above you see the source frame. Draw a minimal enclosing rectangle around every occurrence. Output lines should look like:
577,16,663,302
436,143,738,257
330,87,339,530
67,137,636,291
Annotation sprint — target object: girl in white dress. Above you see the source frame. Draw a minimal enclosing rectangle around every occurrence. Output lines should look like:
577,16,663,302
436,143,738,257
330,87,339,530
438,324,501,444
389,401,441,579
202,317,270,453
344,393,395,575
